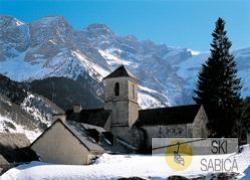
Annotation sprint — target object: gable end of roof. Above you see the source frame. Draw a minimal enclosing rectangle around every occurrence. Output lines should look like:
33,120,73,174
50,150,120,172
103,65,137,80
31,119,104,153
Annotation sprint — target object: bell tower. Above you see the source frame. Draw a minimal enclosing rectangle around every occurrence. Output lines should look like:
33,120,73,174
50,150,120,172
103,65,139,128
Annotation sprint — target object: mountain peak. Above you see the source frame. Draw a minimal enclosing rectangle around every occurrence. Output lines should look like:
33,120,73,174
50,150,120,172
41,15,65,21
124,35,138,41
87,23,111,30
0,15,14,20
86,23,113,36
32,15,67,25
0,15,24,27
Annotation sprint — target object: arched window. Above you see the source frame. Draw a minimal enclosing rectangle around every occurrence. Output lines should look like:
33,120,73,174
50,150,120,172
114,82,120,96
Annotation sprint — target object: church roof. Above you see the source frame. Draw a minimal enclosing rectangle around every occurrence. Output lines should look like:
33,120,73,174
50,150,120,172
103,65,137,80
66,108,111,128
137,104,201,126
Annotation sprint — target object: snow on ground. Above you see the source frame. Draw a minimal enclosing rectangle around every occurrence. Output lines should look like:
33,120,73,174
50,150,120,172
2,145,249,179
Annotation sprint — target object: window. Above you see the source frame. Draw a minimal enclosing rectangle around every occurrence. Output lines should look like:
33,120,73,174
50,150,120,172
114,82,120,96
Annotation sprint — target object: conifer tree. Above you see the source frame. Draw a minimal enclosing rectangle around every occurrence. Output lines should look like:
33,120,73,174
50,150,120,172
193,18,242,137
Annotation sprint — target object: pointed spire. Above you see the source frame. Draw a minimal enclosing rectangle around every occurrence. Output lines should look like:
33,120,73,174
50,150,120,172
103,65,137,80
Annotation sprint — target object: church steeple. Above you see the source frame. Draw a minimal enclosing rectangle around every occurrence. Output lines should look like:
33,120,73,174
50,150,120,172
103,65,139,128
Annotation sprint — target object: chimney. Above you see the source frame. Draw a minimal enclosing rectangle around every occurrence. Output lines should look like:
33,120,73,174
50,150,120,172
52,113,66,123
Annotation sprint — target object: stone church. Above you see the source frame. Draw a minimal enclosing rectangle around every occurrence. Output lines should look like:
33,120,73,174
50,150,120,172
31,65,209,165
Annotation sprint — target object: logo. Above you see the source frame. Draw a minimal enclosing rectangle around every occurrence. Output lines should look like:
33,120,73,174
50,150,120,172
165,139,193,171
152,138,238,173
200,139,239,172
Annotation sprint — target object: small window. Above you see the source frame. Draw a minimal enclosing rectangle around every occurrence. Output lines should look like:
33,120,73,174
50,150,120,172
114,82,120,96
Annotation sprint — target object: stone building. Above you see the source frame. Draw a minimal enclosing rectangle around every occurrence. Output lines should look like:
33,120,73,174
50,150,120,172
31,65,209,164
101,65,208,151
31,119,105,165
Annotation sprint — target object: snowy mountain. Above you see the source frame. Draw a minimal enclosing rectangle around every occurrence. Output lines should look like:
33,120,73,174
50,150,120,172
0,15,249,109
0,74,64,141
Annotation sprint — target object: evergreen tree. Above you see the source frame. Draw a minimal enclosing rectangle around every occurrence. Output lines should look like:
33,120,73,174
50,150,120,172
193,18,242,137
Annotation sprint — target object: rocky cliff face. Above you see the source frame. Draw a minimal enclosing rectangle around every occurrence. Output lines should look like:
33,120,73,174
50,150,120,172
0,15,249,109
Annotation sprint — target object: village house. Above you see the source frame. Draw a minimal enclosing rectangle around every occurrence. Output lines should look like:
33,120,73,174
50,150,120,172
31,65,209,165
31,119,105,165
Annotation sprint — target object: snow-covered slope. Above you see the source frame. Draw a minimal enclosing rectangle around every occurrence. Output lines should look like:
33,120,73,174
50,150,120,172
0,114,39,142
0,15,249,108
0,93,63,142
2,145,250,179
0,74,64,141
0,94,48,142
0,95,63,142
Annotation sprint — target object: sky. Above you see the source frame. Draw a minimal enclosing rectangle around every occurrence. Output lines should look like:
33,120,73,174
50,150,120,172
0,0,249,51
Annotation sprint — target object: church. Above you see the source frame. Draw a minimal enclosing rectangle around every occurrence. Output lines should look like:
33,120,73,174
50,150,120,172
31,65,209,165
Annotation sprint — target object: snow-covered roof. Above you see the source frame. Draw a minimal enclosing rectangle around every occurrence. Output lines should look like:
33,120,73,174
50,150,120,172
64,120,105,153
31,119,104,154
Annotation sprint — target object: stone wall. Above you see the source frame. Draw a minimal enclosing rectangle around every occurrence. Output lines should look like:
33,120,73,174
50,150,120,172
111,126,144,150
191,106,208,138
141,106,208,149
105,101,129,126
104,77,138,103
142,124,192,149
104,77,139,128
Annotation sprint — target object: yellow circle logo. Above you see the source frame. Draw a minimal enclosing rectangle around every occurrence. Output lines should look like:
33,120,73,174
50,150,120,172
165,139,193,171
